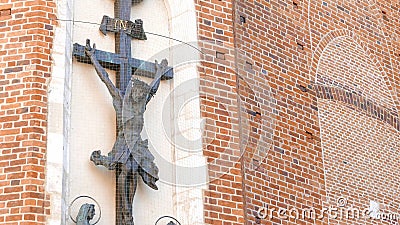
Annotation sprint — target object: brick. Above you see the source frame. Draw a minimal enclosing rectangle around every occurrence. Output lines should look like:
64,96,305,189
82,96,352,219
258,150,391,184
0,1,55,224
4,67,23,74
0,8,11,17
197,0,400,224
1,0,399,224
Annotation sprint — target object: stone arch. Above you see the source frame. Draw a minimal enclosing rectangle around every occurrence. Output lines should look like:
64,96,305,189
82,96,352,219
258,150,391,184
311,30,399,116
308,0,400,111
314,20,400,224
366,0,400,108
310,29,352,82
366,0,391,34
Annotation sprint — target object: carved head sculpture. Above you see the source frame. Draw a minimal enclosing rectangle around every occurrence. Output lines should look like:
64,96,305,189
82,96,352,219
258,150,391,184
76,203,95,225
129,78,151,105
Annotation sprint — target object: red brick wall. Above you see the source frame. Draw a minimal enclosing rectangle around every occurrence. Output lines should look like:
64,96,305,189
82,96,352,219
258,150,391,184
196,0,400,224
0,0,56,224
314,15,400,224
195,0,245,224
1,0,399,224
234,1,323,224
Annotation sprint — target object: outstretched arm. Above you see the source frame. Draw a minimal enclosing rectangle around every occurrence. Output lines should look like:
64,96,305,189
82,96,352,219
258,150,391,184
85,39,123,106
146,59,168,104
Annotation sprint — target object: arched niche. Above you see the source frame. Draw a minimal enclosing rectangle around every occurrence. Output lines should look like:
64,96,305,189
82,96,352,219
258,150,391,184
47,0,204,224
315,35,400,224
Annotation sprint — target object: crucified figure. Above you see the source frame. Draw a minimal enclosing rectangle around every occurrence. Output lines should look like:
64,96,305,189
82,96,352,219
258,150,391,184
84,39,168,225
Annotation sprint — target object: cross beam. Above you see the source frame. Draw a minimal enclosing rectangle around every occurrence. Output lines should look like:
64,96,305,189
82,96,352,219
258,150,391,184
73,43,174,80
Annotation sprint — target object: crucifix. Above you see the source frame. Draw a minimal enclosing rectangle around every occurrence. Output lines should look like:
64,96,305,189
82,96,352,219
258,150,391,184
73,0,173,225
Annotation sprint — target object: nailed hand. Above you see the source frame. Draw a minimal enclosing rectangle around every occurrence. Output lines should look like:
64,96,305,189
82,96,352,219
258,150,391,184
155,59,168,75
84,39,96,57
90,150,102,165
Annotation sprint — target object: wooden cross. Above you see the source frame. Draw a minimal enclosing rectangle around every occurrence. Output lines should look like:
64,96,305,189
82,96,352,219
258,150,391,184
72,1,173,224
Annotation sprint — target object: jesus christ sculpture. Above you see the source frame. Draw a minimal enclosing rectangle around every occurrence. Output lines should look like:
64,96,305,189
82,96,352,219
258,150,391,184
84,39,168,225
